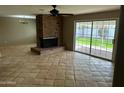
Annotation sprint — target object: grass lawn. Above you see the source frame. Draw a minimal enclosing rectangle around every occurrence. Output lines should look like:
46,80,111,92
76,37,113,49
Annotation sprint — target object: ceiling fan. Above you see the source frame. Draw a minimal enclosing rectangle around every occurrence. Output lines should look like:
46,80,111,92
50,5,73,16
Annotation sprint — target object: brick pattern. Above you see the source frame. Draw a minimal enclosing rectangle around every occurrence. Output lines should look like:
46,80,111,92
36,15,43,47
0,44,113,87
36,15,63,47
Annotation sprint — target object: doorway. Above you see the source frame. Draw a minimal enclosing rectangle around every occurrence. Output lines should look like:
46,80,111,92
74,20,116,60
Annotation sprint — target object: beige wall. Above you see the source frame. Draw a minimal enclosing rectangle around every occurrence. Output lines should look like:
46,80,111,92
63,10,120,51
0,17,36,46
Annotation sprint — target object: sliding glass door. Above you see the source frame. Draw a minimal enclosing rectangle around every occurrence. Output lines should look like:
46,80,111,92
75,20,116,60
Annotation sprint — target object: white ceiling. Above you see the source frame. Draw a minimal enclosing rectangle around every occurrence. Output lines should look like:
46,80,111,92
0,5,120,17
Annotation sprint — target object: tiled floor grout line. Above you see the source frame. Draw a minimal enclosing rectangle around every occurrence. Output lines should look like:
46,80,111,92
0,44,113,87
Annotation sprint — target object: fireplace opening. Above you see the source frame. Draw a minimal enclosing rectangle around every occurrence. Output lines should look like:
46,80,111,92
40,37,58,48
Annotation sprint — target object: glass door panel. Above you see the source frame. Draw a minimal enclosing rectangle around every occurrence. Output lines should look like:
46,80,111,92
91,20,116,60
75,22,92,54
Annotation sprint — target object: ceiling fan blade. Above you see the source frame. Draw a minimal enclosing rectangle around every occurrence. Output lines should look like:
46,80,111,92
58,13,73,16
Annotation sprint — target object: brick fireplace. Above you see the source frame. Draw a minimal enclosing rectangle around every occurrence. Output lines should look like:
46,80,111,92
31,15,64,54
36,15,63,48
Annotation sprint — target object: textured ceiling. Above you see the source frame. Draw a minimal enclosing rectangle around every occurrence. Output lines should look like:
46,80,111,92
0,5,120,16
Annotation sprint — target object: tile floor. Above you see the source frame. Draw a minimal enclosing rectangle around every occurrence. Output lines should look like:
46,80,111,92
0,44,114,87
75,46,112,60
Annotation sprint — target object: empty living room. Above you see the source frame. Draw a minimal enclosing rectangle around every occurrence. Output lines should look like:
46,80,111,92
0,5,124,88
